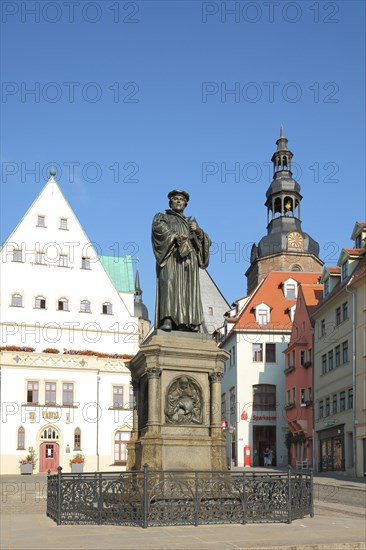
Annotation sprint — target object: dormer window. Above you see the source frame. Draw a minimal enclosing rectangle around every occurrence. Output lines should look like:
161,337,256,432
283,278,297,299
341,261,348,280
255,303,270,325
355,234,361,248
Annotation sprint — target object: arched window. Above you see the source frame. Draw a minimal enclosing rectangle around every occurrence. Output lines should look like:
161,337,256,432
253,384,276,412
40,427,59,440
58,297,69,311
11,293,23,307
114,431,130,463
74,428,81,450
102,302,112,315
80,300,91,313
17,426,25,449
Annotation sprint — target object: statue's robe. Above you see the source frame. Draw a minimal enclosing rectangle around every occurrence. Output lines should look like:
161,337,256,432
152,209,211,330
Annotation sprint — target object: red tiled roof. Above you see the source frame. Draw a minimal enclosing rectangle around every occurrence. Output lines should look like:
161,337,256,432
326,266,341,275
233,272,321,331
301,284,324,308
343,248,366,256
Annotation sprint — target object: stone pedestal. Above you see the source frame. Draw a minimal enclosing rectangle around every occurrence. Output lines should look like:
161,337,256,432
127,330,229,471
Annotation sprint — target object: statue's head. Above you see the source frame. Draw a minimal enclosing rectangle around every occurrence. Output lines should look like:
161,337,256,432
168,190,189,212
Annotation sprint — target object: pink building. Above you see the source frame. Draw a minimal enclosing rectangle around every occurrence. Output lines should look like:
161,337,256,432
284,284,323,468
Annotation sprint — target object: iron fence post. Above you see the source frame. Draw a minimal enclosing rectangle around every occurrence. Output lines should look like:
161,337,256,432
242,471,246,525
143,463,148,528
194,472,199,526
57,466,62,526
98,473,103,525
287,466,292,524
310,469,314,517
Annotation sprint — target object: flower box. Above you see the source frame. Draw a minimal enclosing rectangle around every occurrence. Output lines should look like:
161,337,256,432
71,462,84,473
20,463,33,475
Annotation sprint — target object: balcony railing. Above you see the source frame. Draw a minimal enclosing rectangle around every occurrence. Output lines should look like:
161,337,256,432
284,365,295,375
285,402,295,410
303,361,312,369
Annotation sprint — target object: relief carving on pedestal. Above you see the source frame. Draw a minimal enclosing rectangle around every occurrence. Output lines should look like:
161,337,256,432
165,376,202,425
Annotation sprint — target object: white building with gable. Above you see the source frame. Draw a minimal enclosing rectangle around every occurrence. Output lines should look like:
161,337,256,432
0,170,141,474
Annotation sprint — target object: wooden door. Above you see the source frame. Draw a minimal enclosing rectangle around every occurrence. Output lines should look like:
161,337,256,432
39,442,59,472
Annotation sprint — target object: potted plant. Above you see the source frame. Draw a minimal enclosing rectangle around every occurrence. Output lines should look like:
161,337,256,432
70,453,85,473
19,450,36,474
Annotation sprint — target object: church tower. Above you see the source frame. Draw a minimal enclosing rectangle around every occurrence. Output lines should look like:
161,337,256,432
246,129,323,294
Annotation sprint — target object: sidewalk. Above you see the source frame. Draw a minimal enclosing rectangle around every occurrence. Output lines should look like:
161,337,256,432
1,506,365,550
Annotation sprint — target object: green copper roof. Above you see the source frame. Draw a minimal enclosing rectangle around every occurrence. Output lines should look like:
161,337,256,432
99,255,135,293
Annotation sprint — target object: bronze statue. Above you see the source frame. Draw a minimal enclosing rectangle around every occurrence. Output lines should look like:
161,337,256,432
152,190,211,332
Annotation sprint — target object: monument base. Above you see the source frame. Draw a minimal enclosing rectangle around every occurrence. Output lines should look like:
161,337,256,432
127,330,229,471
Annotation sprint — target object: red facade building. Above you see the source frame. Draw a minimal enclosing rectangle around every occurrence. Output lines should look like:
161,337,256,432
284,284,323,468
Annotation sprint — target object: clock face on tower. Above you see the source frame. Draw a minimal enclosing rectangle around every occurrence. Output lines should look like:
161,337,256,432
288,231,304,249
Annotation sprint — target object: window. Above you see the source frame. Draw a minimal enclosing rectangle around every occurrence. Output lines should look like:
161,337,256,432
325,397,330,417
328,350,334,370
60,218,68,230
45,382,56,404
58,298,69,311
113,386,124,408
342,341,348,363
102,302,113,315
324,278,329,296
12,249,22,262
335,345,341,367
300,350,305,366
27,381,39,404
37,215,46,227
258,309,269,325
300,388,306,404
348,388,353,409
355,235,361,248
319,400,324,419
17,426,25,449
11,293,23,307
229,387,236,425
63,383,74,405
221,393,227,420
340,391,346,411
341,261,348,280
114,431,130,463
265,343,276,363
35,252,46,265
292,387,296,403
336,307,341,325
342,302,348,321
230,346,236,368
253,384,276,411
129,385,134,409
252,343,263,362
287,389,291,405
59,254,68,267
81,257,90,269
35,296,46,309
321,354,327,375
286,284,296,300
74,428,81,450
332,394,337,414
80,300,91,313
321,320,325,336
208,306,214,316
41,427,59,440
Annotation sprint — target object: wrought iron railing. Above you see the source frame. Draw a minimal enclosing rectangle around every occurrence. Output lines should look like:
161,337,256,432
47,465,313,527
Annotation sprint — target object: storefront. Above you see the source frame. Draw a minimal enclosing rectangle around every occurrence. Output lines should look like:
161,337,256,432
318,425,344,471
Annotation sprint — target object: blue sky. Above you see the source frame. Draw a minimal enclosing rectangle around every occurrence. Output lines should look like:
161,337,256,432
1,0,365,320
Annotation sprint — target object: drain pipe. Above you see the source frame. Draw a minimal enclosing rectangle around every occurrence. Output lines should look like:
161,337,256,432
96,371,100,472
345,282,357,477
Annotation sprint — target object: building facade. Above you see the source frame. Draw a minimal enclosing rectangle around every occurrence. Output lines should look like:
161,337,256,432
284,283,323,468
0,171,142,473
313,222,366,476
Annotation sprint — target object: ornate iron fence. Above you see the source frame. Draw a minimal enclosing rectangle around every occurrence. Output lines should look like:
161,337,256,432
47,465,313,527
